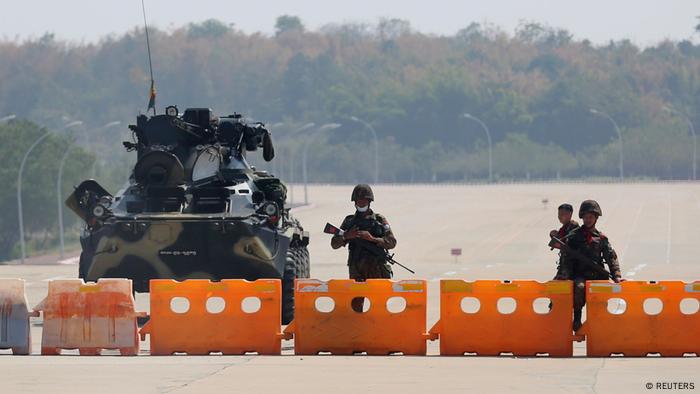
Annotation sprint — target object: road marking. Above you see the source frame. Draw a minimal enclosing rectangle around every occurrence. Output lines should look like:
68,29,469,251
42,276,70,282
619,201,644,262
625,263,647,278
57,256,79,265
443,271,457,276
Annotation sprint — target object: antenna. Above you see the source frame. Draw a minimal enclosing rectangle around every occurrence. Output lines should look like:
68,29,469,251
142,0,156,115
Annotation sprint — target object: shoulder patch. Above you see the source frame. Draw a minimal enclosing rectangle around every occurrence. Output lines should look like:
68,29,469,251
374,213,391,231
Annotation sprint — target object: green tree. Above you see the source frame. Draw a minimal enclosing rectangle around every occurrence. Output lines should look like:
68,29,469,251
275,15,304,36
187,19,233,38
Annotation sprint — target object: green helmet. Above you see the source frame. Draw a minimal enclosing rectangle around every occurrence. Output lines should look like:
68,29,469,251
351,184,374,202
579,200,602,218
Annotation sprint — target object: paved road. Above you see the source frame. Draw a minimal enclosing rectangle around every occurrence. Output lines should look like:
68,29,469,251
1,183,699,393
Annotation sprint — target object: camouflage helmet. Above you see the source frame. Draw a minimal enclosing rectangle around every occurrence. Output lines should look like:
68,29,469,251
579,200,602,218
351,184,374,202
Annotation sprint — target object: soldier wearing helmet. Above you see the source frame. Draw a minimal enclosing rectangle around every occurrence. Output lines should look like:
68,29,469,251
560,200,623,331
549,203,580,280
331,184,397,312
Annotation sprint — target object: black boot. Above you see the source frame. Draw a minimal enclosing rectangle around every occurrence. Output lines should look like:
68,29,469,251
573,310,582,332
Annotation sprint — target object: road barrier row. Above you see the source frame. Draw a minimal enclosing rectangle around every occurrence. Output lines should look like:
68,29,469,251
140,279,285,355
0,279,37,355
284,279,431,355
1,278,698,356
582,280,700,357
429,280,575,356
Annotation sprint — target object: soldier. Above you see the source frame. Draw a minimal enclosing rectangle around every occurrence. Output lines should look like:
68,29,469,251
561,200,623,331
330,184,397,312
549,203,579,280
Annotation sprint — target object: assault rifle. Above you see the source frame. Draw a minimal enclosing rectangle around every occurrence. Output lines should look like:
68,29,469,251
550,235,615,280
324,222,415,274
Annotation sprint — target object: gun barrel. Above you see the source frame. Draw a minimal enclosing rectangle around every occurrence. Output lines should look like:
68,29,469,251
323,225,416,274
390,259,416,274
550,235,613,280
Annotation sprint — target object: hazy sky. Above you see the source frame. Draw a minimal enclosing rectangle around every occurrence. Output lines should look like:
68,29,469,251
0,0,697,46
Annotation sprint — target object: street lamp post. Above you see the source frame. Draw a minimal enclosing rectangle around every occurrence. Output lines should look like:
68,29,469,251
287,123,315,206
303,123,342,205
56,138,78,260
590,109,624,181
89,121,122,178
664,106,697,180
349,116,379,184
17,130,52,264
59,121,119,259
17,120,82,264
462,113,493,183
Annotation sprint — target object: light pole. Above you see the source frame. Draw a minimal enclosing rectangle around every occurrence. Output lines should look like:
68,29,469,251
287,122,315,205
89,121,122,178
303,123,342,205
664,106,696,180
462,113,493,183
58,121,118,259
56,137,78,260
590,109,624,181
349,116,379,184
17,120,82,264
1,114,16,123
17,130,52,264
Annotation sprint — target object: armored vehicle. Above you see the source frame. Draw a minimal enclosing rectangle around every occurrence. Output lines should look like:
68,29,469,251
66,106,309,323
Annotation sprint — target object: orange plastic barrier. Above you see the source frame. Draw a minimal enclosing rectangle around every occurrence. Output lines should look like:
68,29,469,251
140,279,284,355
283,279,429,355
35,279,141,355
0,279,39,355
429,280,574,356
582,280,700,357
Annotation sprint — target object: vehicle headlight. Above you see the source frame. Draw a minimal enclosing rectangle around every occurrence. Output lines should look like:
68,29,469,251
263,203,278,216
92,204,106,218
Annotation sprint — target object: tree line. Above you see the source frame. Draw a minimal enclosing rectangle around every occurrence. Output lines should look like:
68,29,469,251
1,16,700,259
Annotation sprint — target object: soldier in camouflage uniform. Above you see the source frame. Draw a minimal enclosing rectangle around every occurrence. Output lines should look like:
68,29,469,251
560,200,623,331
549,203,580,280
331,184,397,312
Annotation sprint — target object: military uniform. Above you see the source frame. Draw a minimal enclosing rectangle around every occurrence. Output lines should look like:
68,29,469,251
330,184,397,312
552,219,580,280
331,210,397,280
562,226,621,310
561,200,622,331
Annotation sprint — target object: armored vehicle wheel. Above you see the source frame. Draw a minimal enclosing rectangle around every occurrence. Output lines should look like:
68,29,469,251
282,245,310,324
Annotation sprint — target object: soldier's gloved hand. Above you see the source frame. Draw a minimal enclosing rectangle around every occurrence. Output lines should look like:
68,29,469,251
343,229,358,240
613,276,624,283
549,230,558,238
356,231,377,242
